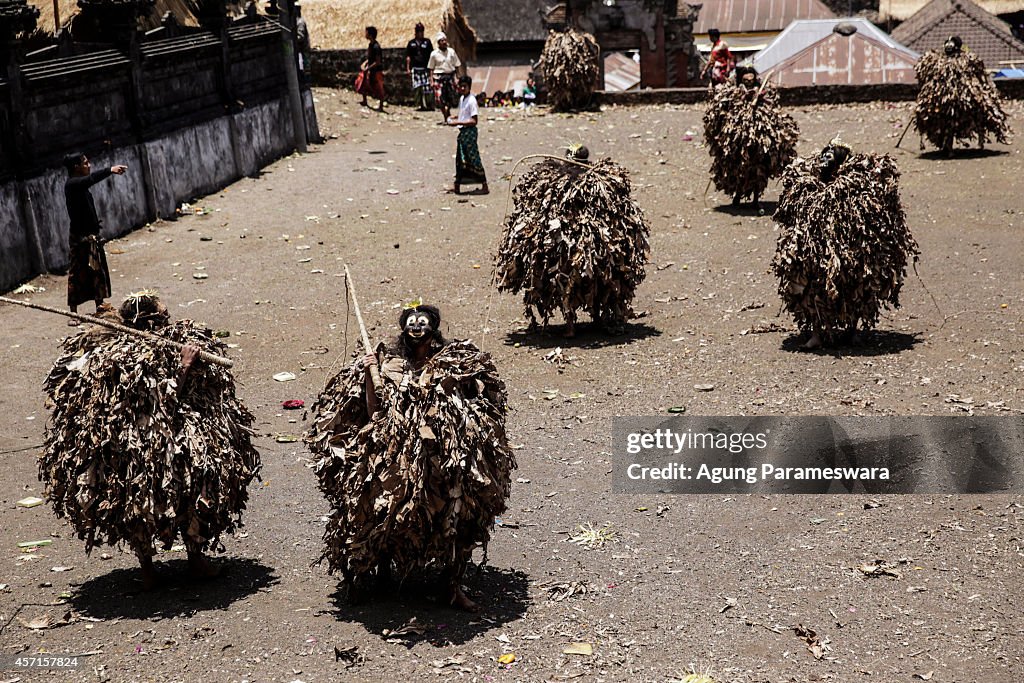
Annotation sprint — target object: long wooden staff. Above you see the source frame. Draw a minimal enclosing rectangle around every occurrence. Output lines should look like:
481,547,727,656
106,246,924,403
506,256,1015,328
895,119,914,149
343,264,381,390
0,295,233,367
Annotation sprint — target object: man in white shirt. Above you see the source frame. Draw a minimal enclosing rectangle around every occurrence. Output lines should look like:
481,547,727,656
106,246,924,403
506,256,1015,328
446,75,488,195
427,32,462,124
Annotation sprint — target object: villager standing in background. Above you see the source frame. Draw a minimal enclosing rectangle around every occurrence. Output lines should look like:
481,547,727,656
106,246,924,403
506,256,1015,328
701,28,735,85
357,25,386,111
448,75,488,195
406,22,434,111
428,32,462,124
63,153,126,325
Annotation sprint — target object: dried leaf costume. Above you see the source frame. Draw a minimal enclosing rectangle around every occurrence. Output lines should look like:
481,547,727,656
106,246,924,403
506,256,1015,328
40,294,260,559
306,306,515,587
702,70,799,205
913,37,1011,153
771,142,920,343
539,28,600,112
494,151,650,331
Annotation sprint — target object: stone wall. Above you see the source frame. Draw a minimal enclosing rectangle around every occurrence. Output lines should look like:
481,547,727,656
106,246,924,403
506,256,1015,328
0,21,320,292
312,47,471,105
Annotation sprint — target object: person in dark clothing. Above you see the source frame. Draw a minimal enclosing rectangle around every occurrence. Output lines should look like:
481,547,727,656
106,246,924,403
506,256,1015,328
406,23,434,111
357,25,385,111
63,152,127,325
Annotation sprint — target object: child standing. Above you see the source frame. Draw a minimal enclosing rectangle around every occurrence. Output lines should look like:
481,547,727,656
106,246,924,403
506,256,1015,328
447,75,488,195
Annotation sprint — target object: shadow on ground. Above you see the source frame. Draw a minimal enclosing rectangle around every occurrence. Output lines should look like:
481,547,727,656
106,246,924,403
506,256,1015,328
918,148,1010,161
781,329,922,356
711,199,779,217
324,564,531,647
503,321,661,350
69,557,278,619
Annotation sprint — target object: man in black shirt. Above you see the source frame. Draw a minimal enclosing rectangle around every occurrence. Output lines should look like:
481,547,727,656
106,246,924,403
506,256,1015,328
406,23,433,111
63,152,127,323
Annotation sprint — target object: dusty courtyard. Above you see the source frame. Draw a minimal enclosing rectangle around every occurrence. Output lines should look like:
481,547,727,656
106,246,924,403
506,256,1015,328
1,90,1022,683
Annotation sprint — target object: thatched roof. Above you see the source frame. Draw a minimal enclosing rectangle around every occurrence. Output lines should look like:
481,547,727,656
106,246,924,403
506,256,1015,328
302,0,476,57
28,0,201,35
879,0,1024,20
462,0,548,44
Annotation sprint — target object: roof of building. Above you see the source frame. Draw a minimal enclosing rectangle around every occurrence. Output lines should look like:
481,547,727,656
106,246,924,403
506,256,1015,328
764,25,919,84
28,0,200,35
693,0,836,35
461,0,548,44
754,18,917,71
879,0,1024,21
302,0,476,54
891,0,1024,67
603,51,641,90
466,64,533,94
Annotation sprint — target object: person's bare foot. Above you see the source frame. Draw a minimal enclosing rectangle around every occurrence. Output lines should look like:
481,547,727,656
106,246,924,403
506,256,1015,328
449,584,480,612
187,551,223,581
68,317,83,327
800,331,823,351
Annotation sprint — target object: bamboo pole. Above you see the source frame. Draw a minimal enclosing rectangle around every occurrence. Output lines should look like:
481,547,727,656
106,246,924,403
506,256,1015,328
895,119,913,149
0,296,233,368
343,264,381,390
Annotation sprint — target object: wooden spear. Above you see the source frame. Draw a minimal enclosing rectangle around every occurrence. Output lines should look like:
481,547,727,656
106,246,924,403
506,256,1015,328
343,264,381,390
0,295,233,367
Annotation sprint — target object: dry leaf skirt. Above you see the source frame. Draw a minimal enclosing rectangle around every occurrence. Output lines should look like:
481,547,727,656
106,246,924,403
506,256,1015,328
539,28,600,112
495,157,650,328
914,50,1010,151
702,83,799,201
771,154,920,341
306,340,516,584
40,321,260,556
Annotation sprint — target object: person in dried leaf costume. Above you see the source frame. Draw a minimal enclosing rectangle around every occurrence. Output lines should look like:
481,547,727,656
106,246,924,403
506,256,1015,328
539,28,600,112
913,36,1011,155
495,145,650,337
40,292,260,589
306,304,515,611
771,140,920,350
702,65,799,211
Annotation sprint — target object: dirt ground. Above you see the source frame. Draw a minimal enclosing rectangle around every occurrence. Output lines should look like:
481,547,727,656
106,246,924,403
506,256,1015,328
1,90,1022,683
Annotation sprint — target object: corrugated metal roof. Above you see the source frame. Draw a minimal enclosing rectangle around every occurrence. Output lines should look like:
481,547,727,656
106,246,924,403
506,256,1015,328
891,0,1024,67
693,0,836,35
696,35,774,52
466,64,533,95
603,51,641,91
764,28,919,84
754,18,918,72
